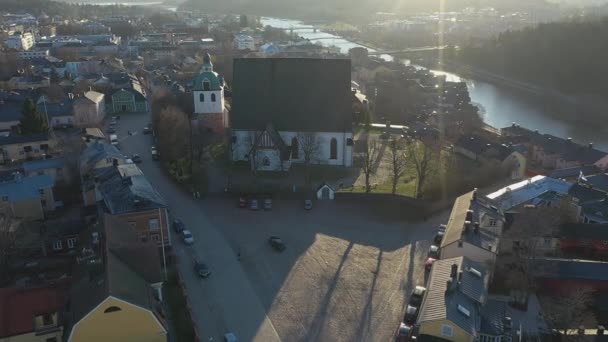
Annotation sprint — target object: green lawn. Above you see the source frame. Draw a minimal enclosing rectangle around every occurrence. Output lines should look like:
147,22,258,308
163,270,196,341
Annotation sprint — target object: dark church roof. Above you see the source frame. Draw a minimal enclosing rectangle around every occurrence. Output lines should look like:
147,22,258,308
231,58,352,132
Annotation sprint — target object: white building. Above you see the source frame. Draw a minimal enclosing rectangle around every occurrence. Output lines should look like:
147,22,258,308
191,53,227,133
231,58,354,172
233,34,255,51
5,32,34,51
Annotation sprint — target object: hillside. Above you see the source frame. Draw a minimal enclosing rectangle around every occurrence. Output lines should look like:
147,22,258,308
453,17,608,97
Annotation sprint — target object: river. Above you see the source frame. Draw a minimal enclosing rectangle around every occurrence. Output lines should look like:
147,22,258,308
261,17,608,150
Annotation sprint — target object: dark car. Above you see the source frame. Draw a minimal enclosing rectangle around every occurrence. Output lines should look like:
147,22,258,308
263,198,272,210
173,219,185,233
268,236,286,252
409,286,426,308
425,257,437,272
193,259,211,278
395,322,413,342
143,126,151,134
107,126,116,134
304,199,313,210
131,154,142,164
428,245,440,259
403,305,418,325
238,196,247,208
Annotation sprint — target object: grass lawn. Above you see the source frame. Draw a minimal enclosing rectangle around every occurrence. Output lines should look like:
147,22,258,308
164,270,196,341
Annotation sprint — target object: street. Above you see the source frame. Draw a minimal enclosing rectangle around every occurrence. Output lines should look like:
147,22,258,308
113,112,282,342
112,111,447,342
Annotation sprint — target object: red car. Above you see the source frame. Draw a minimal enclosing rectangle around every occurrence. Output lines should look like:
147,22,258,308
238,196,247,208
425,257,437,271
395,322,413,341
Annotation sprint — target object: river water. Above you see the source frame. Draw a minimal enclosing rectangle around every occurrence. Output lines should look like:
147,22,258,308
261,17,608,150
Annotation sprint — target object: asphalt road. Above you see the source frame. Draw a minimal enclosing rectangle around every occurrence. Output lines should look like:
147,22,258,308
112,112,281,342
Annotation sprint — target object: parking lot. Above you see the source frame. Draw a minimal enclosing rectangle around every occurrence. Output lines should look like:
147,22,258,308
202,198,449,342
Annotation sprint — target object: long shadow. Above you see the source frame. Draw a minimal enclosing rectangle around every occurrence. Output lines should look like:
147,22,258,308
302,241,354,342
402,239,418,307
354,249,383,341
371,142,387,174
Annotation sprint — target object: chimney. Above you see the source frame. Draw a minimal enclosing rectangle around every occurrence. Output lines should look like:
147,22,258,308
567,137,572,143
474,222,480,234
589,142,594,149
464,220,471,232
446,278,453,293
458,271,463,282
112,158,118,166
466,210,473,221
472,188,478,201
450,263,458,278
511,122,516,128
578,326,585,335
598,326,605,336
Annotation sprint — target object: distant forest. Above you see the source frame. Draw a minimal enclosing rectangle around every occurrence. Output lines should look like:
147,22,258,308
453,17,608,96
180,0,554,22
0,0,157,17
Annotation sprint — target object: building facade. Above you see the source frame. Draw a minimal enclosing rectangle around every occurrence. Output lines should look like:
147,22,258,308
5,32,34,51
192,53,227,133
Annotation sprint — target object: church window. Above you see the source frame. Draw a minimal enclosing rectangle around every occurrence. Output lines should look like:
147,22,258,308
203,79,211,91
263,157,270,166
211,93,216,102
199,93,204,102
291,137,299,159
330,138,338,160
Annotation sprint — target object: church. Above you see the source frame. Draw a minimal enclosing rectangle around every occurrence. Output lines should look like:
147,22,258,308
192,53,228,133
230,58,354,171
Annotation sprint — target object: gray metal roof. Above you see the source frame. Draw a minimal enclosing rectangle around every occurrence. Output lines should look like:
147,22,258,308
231,58,352,132
79,142,125,175
96,166,166,214
417,256,487,335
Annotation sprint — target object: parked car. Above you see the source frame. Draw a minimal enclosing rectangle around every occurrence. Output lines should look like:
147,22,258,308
263,198,272,210
434,225,446,244
131,154,142,164
395,322,413,342
409,286,426,308
107,126,116,134
268,236,286,252
193,259,211,278
181,230,194,245
151,146,159,160
250,199,259,211
143,126,151,134
238,196,247,208
428,245,440,259
224,333,238,342
425,257,437,272
173,219,185,233
403,305,418,325
304,199,313,210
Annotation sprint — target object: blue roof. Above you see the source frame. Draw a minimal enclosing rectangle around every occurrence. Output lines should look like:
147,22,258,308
0,174,54,202
534,257,608,282
23,158,65,173
80,142,124,174
37,100,74,118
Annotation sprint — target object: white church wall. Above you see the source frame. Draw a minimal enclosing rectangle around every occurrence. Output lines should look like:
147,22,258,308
193,89,224,114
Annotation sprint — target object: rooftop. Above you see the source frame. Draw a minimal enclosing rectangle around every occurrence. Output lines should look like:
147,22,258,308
549,165,601,180
417,256,489,335
441,190,503,252
486,175,572,211
0,132,51,146
0,173,54,202
22,157,65,173
532,257,608,282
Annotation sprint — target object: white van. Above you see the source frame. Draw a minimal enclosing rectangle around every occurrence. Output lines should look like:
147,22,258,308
109,134,119,146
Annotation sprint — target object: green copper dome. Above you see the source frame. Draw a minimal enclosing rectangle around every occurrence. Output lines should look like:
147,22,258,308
192,53,223,91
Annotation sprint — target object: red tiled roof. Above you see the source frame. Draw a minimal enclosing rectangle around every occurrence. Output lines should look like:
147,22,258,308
0,285,66,338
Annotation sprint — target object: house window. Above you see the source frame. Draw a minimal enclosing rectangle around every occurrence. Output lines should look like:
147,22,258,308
543,238,552,248
211,93,216,102
203,79,210,91
106,157,112,163
330,138,338,160
52,240,62,250
24,146,32,152
346,138,353,146
291,137,299,159
489,218,497,227
128,221,136,228
42,313,54,326
151,234,160,242
39,188,45,195
140,232,148,242
67,238,76,249
263,156,270,166
148,218,160,231
199,93,204,102
103,306,122,313
34,149,39,153
441,324,453,337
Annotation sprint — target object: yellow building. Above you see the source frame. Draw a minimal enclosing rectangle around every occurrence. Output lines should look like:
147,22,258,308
67,215,166,342
0,173,55,220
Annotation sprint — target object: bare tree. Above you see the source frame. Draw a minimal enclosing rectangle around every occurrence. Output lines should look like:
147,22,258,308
0,207,15,286
386,139,407,195
357,138,381,193
540,287,597,338
497,199,576,293
297,132,320,187
408,140,436,199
